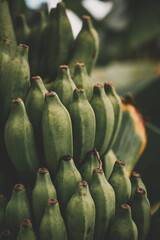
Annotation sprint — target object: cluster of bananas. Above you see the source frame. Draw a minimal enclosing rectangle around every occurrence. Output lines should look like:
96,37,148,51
13,2,99,83
0,0,159,240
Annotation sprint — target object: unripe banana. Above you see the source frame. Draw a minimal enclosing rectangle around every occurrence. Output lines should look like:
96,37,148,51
15,14,30,44
32,168,57,231
0,38,12,128
25,76,47,163
108,204,138,240
55,155,82,215
27,11,46,76
90,84,114,156
65,180,95,240
90,168,115,240
79,150,99,185
0,38,12,81
5,184,32,235
109,160,131,210
41,91,73,178
68,88,96,166
129,187,151,240
103,82,122,153
0,0,16,46
69,15,99,76
46,65,76,108
2,43,30,125
102,150,117,180
4,98,40,184
73,62,93,101
130,171,147,199
16,219,37,240
0,194,8,231
39,198,68,240
47,2,74,81
0,229,14,240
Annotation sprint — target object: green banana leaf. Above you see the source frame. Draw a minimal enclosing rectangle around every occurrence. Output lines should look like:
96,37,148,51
112,96,147,176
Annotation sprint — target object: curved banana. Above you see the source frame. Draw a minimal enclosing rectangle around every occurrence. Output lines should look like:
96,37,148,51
25,76,47,163
130,171,147,199
2,44,30,125
69,15,99,76
103,82,122,153
129,187,151,240
15,14,30,44
55,155,81,215
79,150,99,185
46,65,76,108
5,184,31,235
16,219,37,240
108,204,138,240
73,62,93,101
65,180,95,240
41,91,73,178
68,88,96,166
39,198,68,240
32,168,57,231
109,160,131,210
90,168,115,240
4,98,40,184
90,84,114,156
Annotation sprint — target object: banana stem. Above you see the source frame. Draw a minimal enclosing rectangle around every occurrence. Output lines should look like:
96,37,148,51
93,148,102,170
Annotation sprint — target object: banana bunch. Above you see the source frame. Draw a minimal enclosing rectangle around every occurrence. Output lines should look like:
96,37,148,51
0,0,156,239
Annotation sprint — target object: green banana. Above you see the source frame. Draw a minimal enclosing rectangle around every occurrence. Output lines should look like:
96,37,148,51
0,229,14,240
38,7,55,79
0,38,12,79
65,180,95,240
130,171,147,199
90,168,116,240
0,194,8,231
0,0,16,46
46,65,76,108
27,11,46,76
72,62,93,101
108,204,138,240
79,150,99,185
41,91,73,178
69,15,99,76
103,82,122,153
16,219,37,240
109,160,131,210
32,168,57,231
47,2,74,81
1,43,30,125
68,88,96,166
102,150,117,180
0,38,12,127
25,76,47,163
4,98,40,184
39,198,68,240
5,184,32,235
129,187,151,240
55,155,82,215
90,84,114,156
15,14,30,44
